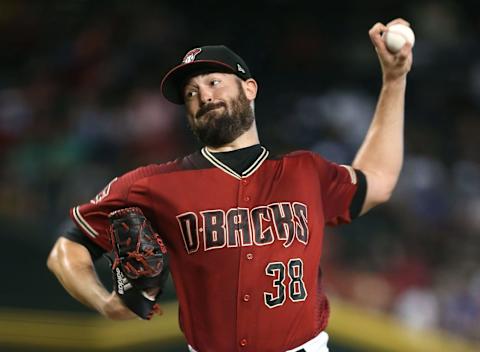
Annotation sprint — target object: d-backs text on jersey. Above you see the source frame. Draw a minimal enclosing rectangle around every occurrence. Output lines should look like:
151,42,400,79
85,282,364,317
177,202,308,253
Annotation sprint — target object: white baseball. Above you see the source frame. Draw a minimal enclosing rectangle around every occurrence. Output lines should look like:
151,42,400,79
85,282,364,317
383,24,415,53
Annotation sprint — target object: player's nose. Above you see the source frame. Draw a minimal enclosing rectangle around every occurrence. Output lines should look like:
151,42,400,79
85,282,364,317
198,86,214,104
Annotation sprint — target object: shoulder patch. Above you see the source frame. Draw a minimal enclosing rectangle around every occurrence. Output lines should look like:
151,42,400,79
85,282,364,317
90,177,118,204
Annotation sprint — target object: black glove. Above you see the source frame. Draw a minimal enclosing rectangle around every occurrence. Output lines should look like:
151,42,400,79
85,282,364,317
107,207,169,320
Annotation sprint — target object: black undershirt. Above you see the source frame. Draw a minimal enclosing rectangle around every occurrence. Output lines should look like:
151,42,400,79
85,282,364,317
62,145,367,259
210,144,263,175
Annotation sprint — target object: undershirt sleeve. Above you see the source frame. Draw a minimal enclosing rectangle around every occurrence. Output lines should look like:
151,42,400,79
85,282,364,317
349,169,367,219
60,218,107,261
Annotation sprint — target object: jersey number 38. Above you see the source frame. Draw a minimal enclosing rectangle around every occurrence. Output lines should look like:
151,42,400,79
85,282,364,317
264,258,307,308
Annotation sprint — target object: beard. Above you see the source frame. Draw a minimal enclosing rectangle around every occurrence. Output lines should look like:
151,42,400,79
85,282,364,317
188,83,255,148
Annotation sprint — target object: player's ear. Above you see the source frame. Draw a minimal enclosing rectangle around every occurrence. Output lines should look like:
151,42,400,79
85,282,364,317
243,78,258,101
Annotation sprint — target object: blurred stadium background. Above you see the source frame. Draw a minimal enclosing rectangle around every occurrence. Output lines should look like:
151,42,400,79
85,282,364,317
1,0,479,351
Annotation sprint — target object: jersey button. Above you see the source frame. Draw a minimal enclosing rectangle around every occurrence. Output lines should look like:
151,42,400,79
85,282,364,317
246,253,253,260
244,196,251,202
242,179,249,185
240,339,248,347
243,294,250,302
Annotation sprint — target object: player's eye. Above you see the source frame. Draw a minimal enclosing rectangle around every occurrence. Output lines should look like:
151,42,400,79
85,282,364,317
185,90,198,99
210,79,220,86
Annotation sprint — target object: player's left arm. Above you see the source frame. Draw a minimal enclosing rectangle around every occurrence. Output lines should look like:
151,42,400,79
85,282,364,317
352,18,413,216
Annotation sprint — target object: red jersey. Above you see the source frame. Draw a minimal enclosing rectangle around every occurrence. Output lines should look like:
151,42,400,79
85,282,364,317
70,147,361,352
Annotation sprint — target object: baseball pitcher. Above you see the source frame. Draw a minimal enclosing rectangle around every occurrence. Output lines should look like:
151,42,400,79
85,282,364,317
47,18,413,351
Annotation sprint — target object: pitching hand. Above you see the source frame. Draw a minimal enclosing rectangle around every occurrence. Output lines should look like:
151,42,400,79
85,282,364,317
369,18,413,82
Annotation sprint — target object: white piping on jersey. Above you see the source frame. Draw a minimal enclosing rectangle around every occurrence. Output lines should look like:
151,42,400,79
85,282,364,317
340,165,357,185
73,206,98,238
243,147,269,175
201,146,269,180
201,148,240,179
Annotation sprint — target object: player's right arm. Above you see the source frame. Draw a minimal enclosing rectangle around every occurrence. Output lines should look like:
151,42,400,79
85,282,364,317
47,167,157,319
47,236,137,320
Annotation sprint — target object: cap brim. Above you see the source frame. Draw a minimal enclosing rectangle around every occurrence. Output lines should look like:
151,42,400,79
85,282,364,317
161,60,237,104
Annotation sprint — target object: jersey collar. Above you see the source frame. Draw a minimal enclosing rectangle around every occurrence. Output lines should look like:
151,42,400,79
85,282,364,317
201,146,269,180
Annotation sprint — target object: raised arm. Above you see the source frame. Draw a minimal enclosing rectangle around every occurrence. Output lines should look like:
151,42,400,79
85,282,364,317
352,18,413,215
47,236,137,320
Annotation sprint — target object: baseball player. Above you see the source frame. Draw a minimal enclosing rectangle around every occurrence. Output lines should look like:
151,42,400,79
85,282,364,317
47,18,413,351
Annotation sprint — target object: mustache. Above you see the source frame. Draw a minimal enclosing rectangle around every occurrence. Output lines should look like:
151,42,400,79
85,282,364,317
196,102,227,119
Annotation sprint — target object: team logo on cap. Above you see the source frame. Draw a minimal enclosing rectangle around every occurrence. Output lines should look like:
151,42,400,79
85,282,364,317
182,48,202,63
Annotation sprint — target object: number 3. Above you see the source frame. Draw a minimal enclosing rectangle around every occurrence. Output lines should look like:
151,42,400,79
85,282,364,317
264,258,307,308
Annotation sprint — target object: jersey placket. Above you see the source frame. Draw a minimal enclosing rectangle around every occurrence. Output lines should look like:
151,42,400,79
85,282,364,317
200,146,269,350
235,176,255,350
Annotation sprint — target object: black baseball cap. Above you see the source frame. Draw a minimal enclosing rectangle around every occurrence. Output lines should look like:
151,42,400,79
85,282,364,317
161,45,252,104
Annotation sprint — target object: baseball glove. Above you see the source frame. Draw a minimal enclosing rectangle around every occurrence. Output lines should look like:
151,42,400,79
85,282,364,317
107,207,169,320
